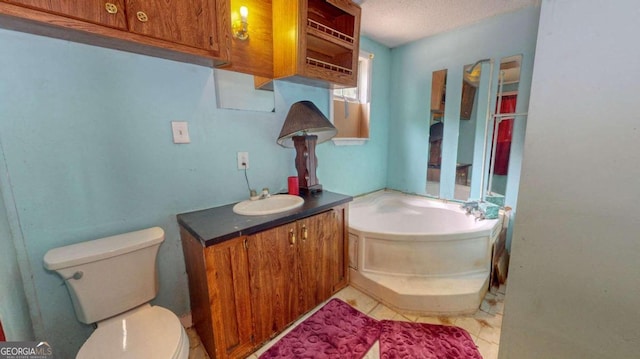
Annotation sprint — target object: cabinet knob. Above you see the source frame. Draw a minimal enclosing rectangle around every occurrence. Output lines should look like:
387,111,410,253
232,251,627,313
301,225,308,240
136,11,149,22
289,229,296,245
105,3,118,14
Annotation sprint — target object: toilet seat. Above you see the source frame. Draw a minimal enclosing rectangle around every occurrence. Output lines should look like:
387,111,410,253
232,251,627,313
77,304,189,359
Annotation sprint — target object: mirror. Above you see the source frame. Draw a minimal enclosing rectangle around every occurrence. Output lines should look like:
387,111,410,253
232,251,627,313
453,62,481,200
427,69,447,196
487,55,522,196
214,69,275,112
424,55,526,205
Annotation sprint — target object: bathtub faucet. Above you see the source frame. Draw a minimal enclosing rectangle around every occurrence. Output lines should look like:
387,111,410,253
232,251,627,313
461,201,479,214
462,201,487,221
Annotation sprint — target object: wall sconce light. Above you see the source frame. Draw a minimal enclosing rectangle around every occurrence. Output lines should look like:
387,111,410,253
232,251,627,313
277,101,337,195
233,6,249,40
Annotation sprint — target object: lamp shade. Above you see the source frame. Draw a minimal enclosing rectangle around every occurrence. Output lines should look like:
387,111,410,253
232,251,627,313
277,101,337,148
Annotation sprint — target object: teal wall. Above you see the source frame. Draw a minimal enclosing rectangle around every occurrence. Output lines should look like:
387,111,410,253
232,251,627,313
502,1,640,357
0,29,389,357
386,6,540,210
0,170,34,341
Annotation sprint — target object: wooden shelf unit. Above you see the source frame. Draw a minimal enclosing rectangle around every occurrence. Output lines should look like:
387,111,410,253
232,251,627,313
273,0,361,88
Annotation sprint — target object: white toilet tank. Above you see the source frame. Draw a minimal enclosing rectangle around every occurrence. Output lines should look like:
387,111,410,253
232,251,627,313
44,227,165,324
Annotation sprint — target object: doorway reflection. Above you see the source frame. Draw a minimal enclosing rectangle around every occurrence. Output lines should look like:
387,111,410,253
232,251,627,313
427,69,447,197
453,62,481,200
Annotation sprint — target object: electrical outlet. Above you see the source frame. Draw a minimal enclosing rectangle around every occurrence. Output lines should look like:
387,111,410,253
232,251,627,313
237,152,249,169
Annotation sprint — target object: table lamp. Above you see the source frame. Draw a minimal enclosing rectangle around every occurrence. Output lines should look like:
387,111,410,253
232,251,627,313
277,101,337,195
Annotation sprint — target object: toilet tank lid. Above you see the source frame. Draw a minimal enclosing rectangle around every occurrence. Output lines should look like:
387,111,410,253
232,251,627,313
44,227,165,271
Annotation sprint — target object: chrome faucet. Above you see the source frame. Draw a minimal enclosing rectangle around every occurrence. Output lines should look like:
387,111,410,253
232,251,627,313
462,201,486,221
461,201,479,214
259,187,271,200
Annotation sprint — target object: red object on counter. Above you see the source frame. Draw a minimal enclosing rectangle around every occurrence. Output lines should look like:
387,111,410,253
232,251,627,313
288,176,299,195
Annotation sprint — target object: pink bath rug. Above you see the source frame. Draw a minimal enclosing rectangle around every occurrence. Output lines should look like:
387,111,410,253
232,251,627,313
259,298,380,359
379,320,482,359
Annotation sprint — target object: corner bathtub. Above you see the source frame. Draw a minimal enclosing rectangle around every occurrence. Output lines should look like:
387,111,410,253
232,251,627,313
348,190,502,315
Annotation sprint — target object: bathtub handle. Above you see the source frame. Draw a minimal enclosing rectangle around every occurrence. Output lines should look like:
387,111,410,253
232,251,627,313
301,225,308,240
289,229,296,245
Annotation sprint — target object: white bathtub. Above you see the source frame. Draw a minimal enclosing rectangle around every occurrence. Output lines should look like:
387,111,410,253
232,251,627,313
348,190,502,315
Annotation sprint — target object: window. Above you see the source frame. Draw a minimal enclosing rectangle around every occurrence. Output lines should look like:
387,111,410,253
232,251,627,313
331,50,372,143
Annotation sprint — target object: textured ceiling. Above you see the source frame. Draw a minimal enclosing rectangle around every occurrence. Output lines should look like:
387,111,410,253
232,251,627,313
354,0,540,48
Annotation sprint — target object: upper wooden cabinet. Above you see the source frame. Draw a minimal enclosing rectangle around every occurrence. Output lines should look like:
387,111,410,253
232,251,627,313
3,0,128,29
273,0,361,88
0,0,230,66
125,0,221,51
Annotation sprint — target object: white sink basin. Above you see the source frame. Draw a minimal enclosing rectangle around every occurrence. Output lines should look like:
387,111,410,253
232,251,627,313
232,194,304,216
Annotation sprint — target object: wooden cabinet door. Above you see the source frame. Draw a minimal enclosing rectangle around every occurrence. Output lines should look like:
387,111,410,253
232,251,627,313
5,0,128,29
125,0,219,50
330,205,348,291
297,208,344,313
247,224,299,345
181,229,254,359
204,237,254,359
296,215,321,314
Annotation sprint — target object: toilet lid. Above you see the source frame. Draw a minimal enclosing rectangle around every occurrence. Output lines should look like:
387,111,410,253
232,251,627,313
77,305,186,359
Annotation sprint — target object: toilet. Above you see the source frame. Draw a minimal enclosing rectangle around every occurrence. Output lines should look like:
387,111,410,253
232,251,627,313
43,227,189,359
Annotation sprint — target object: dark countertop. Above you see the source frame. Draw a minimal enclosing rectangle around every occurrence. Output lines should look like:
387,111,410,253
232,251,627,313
177,190,352,247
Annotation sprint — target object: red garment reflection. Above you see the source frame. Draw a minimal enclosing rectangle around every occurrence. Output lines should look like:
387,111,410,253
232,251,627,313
494,95,517,175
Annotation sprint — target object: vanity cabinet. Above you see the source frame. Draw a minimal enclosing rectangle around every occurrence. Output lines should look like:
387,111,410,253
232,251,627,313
272,0,361,88
180,201,349,359
0,0,229,66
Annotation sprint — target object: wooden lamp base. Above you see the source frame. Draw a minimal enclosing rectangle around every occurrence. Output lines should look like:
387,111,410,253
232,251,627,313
293,135,323,195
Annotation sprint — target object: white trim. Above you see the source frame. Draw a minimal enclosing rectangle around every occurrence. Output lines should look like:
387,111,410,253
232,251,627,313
331,138,369,146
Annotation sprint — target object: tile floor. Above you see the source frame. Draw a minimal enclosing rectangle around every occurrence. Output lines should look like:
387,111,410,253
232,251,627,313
187,284,506,359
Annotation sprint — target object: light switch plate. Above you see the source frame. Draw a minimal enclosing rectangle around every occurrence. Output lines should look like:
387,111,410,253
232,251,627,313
171,121,190,144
